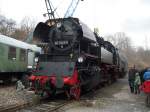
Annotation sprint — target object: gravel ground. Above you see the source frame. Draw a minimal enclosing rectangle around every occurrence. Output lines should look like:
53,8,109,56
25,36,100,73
0,77,149,112
57,77,150,112
0,85,35,107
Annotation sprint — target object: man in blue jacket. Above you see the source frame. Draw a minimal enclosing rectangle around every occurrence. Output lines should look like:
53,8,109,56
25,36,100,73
143,69,150,81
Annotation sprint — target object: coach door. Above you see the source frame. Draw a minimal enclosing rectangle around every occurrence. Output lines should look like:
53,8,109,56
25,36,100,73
27,50,35,70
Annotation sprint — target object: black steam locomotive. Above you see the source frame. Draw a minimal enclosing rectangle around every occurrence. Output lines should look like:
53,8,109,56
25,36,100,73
29,18,128,99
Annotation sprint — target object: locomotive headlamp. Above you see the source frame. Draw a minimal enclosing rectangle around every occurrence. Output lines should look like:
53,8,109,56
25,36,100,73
34,57,39,62
57,22,62,28
78,57,84,63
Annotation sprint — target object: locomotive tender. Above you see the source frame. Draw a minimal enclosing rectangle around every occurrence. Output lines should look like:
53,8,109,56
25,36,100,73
0,34,41,83
29,18,128,99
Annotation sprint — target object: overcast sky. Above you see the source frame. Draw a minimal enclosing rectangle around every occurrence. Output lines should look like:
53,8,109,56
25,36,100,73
0,0,150,48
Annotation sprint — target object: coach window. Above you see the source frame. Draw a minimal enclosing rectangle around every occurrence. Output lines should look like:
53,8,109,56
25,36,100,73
8,46,16,60
20,49,26,61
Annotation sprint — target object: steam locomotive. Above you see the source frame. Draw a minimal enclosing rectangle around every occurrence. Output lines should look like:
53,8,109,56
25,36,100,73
29,18,128,99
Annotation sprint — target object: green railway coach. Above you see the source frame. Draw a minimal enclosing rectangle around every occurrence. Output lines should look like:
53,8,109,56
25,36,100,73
0,34,41,83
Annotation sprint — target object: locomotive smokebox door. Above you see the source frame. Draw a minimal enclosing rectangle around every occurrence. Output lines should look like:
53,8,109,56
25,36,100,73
48,19,78,51
55,75,64,88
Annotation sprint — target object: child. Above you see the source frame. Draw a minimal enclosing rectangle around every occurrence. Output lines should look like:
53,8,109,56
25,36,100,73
134,72,141,94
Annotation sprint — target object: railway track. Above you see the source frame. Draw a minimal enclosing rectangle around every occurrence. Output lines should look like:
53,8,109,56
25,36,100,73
0,90,92,112
0,94,74,112
0,102,30,112
0,82,111,112
19,100,73,112
0,90,35,112
0,83,15,88
0,91,96,112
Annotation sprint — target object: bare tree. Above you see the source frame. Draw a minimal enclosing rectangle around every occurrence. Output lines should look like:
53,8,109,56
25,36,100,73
105,34,117,46
105,32,150,69
105,32,132,51
0,14,37,42
0,14,16,36
20,17,36,34
113,32,132,51
11,29,27,40
11,17,36,40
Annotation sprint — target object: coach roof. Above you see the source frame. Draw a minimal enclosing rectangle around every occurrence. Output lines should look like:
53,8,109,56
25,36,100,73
0,34,41,53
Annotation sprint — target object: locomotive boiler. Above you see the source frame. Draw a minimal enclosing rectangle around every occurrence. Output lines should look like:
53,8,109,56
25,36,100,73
29,17,127,99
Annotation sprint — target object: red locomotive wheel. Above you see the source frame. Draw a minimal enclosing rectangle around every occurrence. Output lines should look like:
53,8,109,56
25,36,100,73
70,83,81,100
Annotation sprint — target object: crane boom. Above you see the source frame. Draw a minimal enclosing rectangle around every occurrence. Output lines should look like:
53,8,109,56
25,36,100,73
45,0,55,19
64,0,83,18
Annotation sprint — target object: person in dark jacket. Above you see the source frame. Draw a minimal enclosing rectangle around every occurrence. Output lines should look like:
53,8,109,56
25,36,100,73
139,68,147,84
128,66,138,93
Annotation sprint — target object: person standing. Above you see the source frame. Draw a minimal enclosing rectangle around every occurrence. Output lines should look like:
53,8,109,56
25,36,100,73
139,68,147,84
143,69,150,81
134,72,141,94
128,66,137,93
